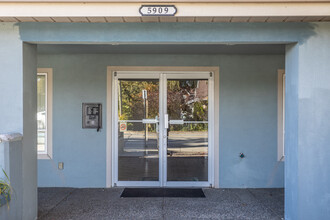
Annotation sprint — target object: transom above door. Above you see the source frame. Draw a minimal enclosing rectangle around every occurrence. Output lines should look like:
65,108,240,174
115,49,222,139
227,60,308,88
111,70,215,187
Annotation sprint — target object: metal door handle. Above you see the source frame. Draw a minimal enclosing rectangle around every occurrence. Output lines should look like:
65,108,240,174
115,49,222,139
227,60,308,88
164,114,169,129
142,118,158,124
169,120,184,125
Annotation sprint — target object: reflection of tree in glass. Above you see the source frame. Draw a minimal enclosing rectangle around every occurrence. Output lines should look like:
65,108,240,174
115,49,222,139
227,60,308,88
167,80,208,131
119,80,159,130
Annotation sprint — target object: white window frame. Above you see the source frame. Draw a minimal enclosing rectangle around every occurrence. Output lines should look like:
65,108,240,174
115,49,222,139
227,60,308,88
277,69,285,161
37,68,53,160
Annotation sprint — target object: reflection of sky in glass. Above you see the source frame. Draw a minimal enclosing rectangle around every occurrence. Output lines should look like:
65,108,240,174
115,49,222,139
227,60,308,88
37,75,46,152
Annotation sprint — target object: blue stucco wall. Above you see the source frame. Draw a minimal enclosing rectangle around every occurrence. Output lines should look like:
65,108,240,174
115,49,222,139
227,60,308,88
0,21,328,219
285,24,330,220
0,23,38,220
19,22,316,44
37,53,284,188
0,23,23,134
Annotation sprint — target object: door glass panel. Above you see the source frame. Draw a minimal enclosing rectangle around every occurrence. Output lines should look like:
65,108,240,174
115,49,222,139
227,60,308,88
118,79,159,181
167,79,208,181
37,75,47,153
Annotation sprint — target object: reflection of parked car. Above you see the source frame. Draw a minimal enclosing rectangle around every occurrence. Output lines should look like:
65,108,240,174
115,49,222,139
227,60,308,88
37,111,46,129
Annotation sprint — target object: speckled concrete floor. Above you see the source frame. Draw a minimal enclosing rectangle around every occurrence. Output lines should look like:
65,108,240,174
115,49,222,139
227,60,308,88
38,188,284,220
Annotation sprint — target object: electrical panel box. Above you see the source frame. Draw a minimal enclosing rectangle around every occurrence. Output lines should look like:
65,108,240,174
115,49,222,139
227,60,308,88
82,103,102,131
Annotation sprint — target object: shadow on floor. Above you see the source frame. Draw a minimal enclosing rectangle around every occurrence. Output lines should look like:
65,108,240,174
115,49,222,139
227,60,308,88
38,188,284,220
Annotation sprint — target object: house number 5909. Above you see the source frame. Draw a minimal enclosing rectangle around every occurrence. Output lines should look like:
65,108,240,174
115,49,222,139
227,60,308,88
139,5,177,16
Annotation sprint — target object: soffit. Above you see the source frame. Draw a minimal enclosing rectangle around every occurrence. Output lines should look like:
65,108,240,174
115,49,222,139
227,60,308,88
1,16,329,22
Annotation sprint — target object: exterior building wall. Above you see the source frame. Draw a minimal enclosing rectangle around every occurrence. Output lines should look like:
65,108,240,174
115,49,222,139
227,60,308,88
285,23,330,220
37,53,285,188
0,135,23,220
0,23,37,220
1,1,330,21
0,23,23,134
0,21,329,219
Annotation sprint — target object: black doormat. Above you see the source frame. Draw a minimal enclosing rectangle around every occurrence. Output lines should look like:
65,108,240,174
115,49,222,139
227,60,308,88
120,188,205,198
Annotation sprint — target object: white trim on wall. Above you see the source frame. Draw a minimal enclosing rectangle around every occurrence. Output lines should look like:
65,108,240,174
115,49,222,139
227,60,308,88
277,69,285,162
106,66,220,188
106,67,113,187
1,2,330,19
37,68,53,160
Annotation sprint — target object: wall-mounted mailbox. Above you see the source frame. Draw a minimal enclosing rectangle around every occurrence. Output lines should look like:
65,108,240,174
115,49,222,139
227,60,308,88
82,103,102,131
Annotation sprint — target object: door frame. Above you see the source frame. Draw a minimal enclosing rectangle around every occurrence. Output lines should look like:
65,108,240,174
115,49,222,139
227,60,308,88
106,66,220,188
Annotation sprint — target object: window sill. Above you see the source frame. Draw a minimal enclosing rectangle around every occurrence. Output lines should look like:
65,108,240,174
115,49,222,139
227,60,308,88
38,153,52,160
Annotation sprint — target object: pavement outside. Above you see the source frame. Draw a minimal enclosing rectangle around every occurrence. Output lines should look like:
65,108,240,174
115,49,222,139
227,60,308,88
38,188,284,220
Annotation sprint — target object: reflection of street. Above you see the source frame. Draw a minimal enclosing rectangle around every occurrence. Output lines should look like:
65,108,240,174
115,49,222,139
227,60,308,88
118,130,208,182
119,131,158,157
118,131,208,158
168,131,208,157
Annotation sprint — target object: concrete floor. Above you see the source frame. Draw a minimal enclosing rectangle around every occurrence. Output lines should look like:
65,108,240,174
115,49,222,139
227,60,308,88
38,188,284,220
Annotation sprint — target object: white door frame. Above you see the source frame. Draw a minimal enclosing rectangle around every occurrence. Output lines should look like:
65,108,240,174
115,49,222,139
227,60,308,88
106,66,220,188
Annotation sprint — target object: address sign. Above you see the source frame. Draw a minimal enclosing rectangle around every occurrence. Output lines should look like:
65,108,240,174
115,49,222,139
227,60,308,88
139,5,177,16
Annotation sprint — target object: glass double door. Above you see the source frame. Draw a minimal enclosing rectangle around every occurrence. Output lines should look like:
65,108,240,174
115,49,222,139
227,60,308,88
114,72,211,187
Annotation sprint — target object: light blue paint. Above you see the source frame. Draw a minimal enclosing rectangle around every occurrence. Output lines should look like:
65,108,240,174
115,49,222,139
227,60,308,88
22,43,38,220
37,54,284,188
19,22,317,44
0,21,328,219
0,23,23,134
37,44,285,55
285,44,299,220
0,138,23,220
0,23,38,220
285,23,330,220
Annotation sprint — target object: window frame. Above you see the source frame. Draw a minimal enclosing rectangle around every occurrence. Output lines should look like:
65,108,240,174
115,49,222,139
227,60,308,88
277,69,285,161
37,68,53,160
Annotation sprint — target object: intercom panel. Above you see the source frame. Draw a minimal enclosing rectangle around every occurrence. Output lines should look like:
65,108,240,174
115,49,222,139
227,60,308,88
82,103,102,130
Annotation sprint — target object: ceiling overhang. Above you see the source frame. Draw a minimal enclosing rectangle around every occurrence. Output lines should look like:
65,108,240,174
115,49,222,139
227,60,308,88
0,1,329,22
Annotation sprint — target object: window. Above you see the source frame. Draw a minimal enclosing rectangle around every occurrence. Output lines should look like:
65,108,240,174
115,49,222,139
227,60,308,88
37,68,53,159
277,69,285,161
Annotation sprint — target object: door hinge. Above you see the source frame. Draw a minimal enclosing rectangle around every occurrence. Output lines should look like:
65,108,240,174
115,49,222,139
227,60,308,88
114,72,117,77
210,72,213,77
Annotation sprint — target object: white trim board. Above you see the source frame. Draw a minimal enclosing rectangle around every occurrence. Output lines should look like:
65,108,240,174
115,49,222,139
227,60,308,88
277,69,285,162
106,66,220,188
1,2,330,21
37,68,53,160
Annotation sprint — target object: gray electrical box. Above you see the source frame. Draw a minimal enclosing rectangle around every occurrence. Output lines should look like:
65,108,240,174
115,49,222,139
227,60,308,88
82,103,102,131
